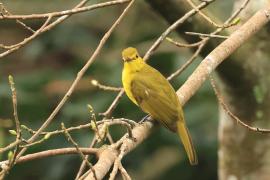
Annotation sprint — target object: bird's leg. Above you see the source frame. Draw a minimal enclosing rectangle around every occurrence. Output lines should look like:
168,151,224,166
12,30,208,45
139,114,151,124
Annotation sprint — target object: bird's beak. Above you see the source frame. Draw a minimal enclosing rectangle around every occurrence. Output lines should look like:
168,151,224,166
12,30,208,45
123,57,133,62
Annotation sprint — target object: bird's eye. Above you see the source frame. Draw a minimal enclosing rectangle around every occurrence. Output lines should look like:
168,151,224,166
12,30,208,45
135,55,138,58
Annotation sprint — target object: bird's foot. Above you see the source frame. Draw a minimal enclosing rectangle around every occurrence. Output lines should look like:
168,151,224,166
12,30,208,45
139,114,151,124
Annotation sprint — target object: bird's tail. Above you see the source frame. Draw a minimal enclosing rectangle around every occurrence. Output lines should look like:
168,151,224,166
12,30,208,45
176,120,198,165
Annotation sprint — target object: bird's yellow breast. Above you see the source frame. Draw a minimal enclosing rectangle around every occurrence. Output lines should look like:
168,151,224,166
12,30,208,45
122,67,138,106
122,59,144,106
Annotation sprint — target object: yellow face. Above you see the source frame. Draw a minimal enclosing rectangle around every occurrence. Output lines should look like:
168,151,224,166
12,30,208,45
122,47,140,62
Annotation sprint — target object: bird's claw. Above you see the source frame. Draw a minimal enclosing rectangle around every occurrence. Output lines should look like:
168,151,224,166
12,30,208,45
139,114,151,124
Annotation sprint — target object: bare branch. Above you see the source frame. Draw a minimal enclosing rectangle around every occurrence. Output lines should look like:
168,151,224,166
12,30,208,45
0,76,23,179
185,0,241,28
166,37,203,48
100,91,125,118
210,76,270,134
0,0,130,20
75,137,98,180
143,0,214,60
13,0,134,163
61,123,97,179
0,16,52,58
167,41,206,81
0,148,98,165
0,140,21,154
8,75,21,142
1,118,136,153
0,3,35,33
0,0,90,59
185,31,229,39
118,161,131,180
91,80,122,92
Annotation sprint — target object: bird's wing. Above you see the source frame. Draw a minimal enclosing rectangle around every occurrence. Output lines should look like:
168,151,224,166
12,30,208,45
130,65,181,131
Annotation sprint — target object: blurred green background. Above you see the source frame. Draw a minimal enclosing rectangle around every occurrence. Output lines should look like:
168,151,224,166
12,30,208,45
0,0,234,179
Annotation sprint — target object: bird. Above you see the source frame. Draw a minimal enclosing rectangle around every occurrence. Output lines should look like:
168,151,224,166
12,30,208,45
121,47,198,165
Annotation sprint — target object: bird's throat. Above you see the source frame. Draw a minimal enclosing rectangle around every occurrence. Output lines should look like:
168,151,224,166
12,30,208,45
124,58,144,73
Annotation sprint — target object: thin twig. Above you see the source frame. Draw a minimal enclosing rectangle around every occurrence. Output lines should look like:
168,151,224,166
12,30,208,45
204,0,250,40
185,31,229,39
14,0,133,163
0,147,98,165
21,123,90,136
166,37,203,48
118,161,131,180
106,132,115,144
14,20,36,33
78,169,92,180
0,0,130,20
87,104,102,140
210,76,270,134
109,159,121,180
167,0,250,81
143,0,214,60
61,123,97,179
178,7,269,105
100,90,125,118
0,3,35,33
167,41,207,81
108,121,133,139
0,0,90,59
1,76,23,179
20,118,136,149
0,140,21,154
186,0,239,28
91,80,122,92
75,136,98,180
20,118,136,135
8,76,21,143
0,16,52,58
109,143,128,180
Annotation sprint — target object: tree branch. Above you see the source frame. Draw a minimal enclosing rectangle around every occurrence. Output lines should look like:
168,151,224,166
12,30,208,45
12,0,134,166
0,148,98,165
84,6,270,180
145,0,256,89
0,0,129,20
0,0,90,59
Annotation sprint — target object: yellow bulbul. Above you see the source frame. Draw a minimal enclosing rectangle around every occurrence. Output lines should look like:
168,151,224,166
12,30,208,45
121,47,198,165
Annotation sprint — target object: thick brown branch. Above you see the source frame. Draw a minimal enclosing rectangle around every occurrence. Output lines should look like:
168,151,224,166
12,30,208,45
85,121,153,180
177,8,270,104
85,7,270,179
145,0,254,88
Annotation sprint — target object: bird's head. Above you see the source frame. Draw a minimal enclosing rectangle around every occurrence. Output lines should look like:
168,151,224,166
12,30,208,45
122,47,140,62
